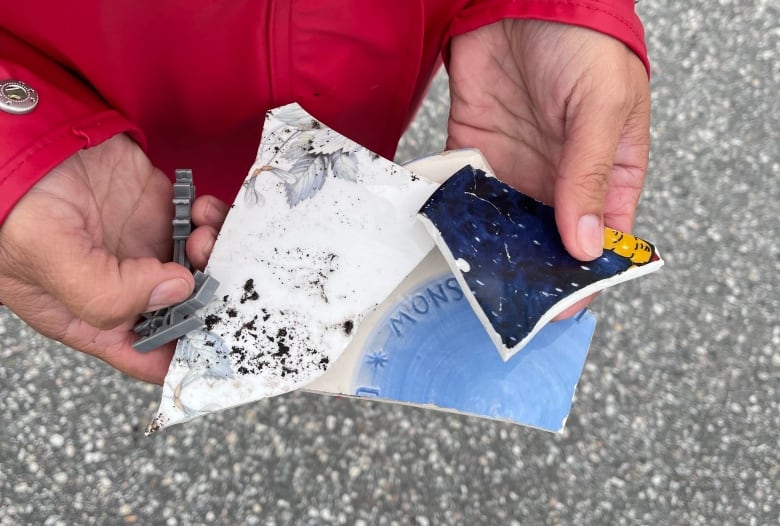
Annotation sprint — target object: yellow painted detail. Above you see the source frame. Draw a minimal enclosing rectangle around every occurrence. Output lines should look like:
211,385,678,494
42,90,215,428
603,228,653,264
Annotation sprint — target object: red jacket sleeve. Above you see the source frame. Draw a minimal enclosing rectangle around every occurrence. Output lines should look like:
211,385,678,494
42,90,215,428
0,29,145,225
444,0,649,75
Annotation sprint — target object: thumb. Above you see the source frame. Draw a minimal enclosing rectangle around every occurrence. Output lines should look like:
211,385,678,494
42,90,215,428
38,240,195,330
554,95,627,262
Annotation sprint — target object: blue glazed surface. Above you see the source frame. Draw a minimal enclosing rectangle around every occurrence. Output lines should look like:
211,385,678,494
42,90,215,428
419,165,632,349
352,272,595,432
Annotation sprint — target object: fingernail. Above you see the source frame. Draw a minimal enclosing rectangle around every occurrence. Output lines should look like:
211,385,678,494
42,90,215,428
204,201,225,225
148,278,191,310
577,214,604,260
201,236,215,263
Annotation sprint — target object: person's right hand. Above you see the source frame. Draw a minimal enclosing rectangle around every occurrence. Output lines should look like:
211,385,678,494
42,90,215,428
0,134,196,383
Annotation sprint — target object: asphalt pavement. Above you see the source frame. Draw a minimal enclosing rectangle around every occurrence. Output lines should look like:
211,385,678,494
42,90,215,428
1,1,778,524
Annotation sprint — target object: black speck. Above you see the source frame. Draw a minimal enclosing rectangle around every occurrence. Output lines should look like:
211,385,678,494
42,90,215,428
342,320,354,336
240,279,260,303
234,317,259,340
146,415,167,435
273,341,290,358
226,308,238,318
204,314,220,331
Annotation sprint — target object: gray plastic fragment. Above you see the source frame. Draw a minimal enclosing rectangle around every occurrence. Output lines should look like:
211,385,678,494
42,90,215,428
172,169,195,269
133,270,220,352
132,169,220,352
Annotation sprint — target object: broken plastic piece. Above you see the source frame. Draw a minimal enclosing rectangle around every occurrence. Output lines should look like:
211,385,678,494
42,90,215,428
172,169,195,269
133,271,220,352
132,169,220,352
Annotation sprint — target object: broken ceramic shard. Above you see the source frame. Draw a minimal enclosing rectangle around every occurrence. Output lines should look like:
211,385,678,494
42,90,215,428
306,249,597,433
418,164,663,361
306,150,596,432
148,103,439,433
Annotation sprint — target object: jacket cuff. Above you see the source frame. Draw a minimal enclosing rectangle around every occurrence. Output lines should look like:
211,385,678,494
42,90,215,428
0,29,145,225
444,0,650,76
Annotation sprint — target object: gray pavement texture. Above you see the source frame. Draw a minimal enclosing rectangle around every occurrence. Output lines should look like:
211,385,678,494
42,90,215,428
1,1,778,524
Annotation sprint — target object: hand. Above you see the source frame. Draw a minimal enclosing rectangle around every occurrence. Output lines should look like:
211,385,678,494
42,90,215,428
0,134,198,383
188,194,229,271
447,19,651,260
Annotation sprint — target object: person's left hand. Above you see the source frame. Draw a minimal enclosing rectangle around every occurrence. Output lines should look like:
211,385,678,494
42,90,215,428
446,19,651,315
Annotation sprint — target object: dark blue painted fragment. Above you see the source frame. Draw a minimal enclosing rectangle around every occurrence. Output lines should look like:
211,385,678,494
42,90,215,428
418,165,633,350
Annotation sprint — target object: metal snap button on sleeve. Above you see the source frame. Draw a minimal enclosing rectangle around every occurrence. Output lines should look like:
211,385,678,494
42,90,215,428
0,80,39,114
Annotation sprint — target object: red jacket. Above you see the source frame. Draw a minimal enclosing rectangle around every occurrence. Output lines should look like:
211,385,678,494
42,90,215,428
0,1,648,224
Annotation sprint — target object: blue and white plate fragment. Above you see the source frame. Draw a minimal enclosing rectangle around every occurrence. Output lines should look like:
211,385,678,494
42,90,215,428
147,103,439,433
306,249,597,433
418,165,664,361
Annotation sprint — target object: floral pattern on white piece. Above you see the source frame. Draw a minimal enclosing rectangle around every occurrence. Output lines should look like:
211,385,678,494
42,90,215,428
148,103,439,433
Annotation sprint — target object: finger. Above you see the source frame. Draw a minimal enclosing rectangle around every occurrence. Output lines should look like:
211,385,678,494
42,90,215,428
97,339,176,385
555,91,629,261
71,325,176,384
26,223,195,329
186,224,219,270
602,108,651,234
552,293,597,321
192,195,229,228
57,255,194,329
0,278,175,384
2,202,195,329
